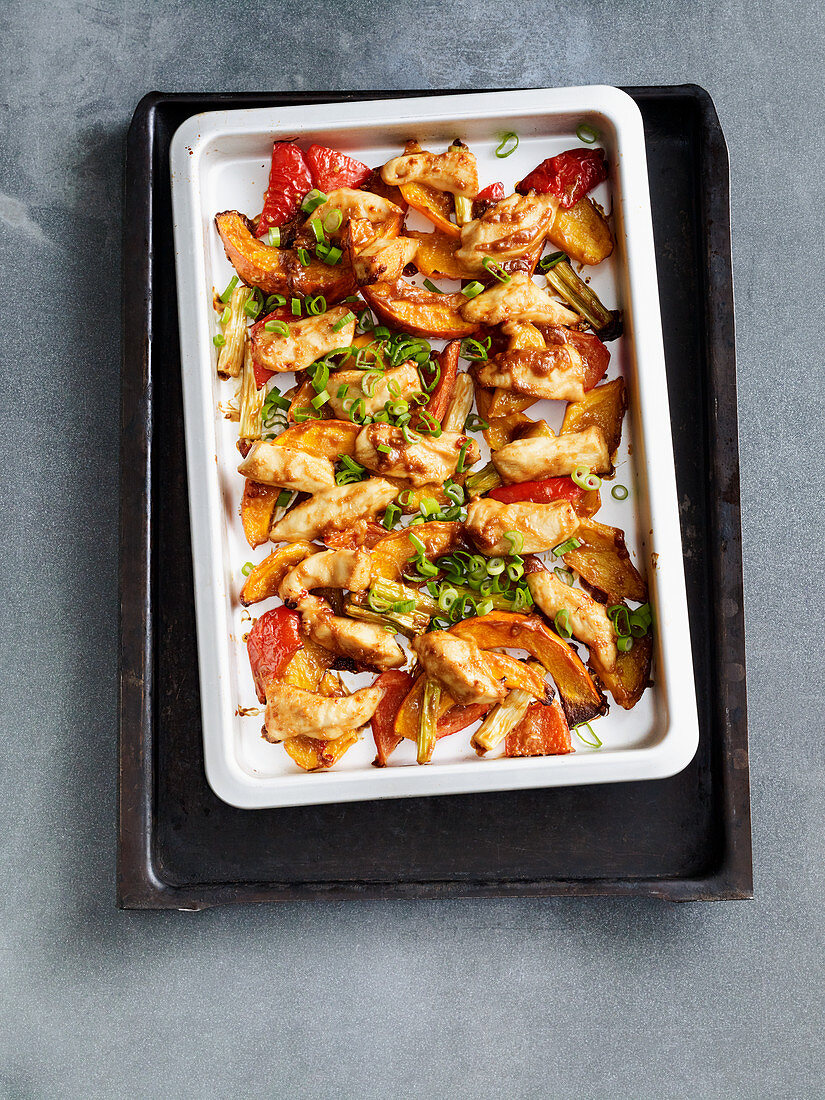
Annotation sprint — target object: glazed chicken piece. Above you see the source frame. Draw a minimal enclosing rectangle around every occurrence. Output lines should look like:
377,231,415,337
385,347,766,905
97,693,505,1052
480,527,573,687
527,569,617,671
354,425,479,487
298,594,405,670
237,443,335,494
278,548,372,603
460,271,579,327
305,188,404,240
327,361,422,420
474,344,587,403
381,145,478,196
264,679,386,742
465,498,579,555
352,235,419,285
492,426,611,482
455,193,558,273
270,479,398,543
411,632,508,706
250,307,356,375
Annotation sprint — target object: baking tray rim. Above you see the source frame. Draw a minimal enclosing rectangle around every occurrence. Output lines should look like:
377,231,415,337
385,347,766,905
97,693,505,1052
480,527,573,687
118,85,751,906
167,85,699,809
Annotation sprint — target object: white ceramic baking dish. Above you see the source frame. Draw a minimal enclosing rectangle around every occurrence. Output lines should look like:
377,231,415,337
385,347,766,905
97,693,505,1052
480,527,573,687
169,86,699,809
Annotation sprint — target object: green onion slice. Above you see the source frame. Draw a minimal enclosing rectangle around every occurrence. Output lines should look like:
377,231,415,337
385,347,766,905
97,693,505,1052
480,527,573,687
572,465,602,491
576,122,600,145
554,610,572,639
503,530,524,555
554,567,574,587
482,257,512,284
552,537,582,557
460,337,489,361
323,209,343,233
611,484,629,501
383,503,401,530
290,298,302,316
212,334,226,347
333,311,356,332
464,413,489,432
220,306,231,324
264,319,289,336
241,561,254,577
495,132,519,158
422,278,445,294
296,248,311,267
310,220,326,244
539,251,567,272
265,294,287,310
574,722,602,748
456,441,470,473
377,443,392,454
617,636,634,653
461,281,485,299
265,227,281,247
219,275,239,302
301,189,328,214
307,295,327,316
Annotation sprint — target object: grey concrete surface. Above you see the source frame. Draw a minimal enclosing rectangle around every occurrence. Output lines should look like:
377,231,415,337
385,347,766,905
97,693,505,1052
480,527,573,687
0,0,822,1096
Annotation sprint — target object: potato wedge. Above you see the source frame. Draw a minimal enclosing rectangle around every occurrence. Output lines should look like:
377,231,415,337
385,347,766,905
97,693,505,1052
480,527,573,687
240,479,282,548
548,197,614,266
406,230,469,279
591,633,652,710
283,729,361,771
561,377,627,458
399,181,461,237
361,280,479,338
562,519,647,604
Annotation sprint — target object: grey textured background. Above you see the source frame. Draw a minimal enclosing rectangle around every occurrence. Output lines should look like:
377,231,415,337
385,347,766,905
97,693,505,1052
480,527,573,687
1,0,823,1096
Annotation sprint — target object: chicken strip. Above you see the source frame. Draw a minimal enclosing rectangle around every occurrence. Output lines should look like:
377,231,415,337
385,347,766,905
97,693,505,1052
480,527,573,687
237,443,335,494
492,427,610,483
411,632,508,706
326,361,421,420
465,498,579,555
305,188,404,240
270,479,398,543
279,549,372,603
460,271,579,327
381,146,478,196
250,307,356,375
264,679,385,742
474,345,586,403
298,595,405,670
352,235,419,285
527,569,617,671
455,193,558,273
354,425,479,487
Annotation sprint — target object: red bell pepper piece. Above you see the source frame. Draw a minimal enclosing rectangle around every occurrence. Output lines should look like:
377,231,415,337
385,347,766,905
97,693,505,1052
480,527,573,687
516,148,607,210
305,144,371,192
256,142,313,238
371,670,415,766
437,703,490,737
246,607,303,703
418,339,460,426
476,181,505,203
505,697,573,756
488,476,584,506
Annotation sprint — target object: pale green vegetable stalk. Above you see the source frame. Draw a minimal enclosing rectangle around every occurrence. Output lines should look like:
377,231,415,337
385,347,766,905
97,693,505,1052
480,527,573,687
344,599,430,638
465,461,502,497
454,194,474,226
418,679,441,764
471,661,545,753
372,577,439,616
238,343,266,440
441,373,475,433
217,285,251,378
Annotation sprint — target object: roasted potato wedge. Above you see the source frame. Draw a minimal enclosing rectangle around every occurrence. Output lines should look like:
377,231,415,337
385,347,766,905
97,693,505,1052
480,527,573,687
361,280,479,338
561,377,627,458
406,229,468,279
562,519,648,604
548,197,614,266
591,633,652,710
399,181,461,237
240,479,282,549
240,542,316,606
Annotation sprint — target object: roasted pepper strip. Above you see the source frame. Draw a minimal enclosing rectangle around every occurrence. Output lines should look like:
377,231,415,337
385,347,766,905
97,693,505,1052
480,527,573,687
418,340,460,425
370,669,415,766
246,606,304,702
488,476,585,506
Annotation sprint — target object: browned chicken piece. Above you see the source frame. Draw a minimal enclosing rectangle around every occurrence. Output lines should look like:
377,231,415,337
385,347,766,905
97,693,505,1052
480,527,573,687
270,479,398,543
492,427,610,483
474,344,587,403
381,146,478,196
298,595,405,670
527,570,618,671
305,188,404,240
455,193,558,273
237,443,335,494
465,498,579,555
264,679,385,742
354,425,479,487
460,271,579,327
411,632,508,706
278,549,372,603
327,361,421,420
250,307,356,375
352,236,419,285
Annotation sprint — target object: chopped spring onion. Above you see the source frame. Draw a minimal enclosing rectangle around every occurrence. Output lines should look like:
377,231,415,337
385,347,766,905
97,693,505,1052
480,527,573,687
243,288,264,318
486,557,506,576
220,306,231,324
398,490,414,507
276,489,293,507
554,609,572,639
377,443,392,455
576,122,600,144
617,636,634,653
311,362,330,394
423,278,445,294
374,325,391,340
265,227,281,247
538,251,567,272
296,248,311,267
574,722,602,748
336,383,349,400
333,311,356,332
357,309,375,333
503,530,524,555
219,275,239,302
310,390,329,410
444,481,464,506
317,243,343,265
264,319,289,336
310,219,326,244
460,337,489,361
552,537,582,557
464,413,489,432
456,441,470,473
306,295,327,316
335,455,368,485
495,132,519,158
401,424,420,444
301,189,327,214
461,281,485,299
417,411,441,438
323,209,343,233
346,397,367,423
361,370,383,398
482,257,512,284
611,484,629,501
290,297,302,316
383,502,401,530
572,465,602,491
554,567,574,586
212,334,226,347
265,293,287,310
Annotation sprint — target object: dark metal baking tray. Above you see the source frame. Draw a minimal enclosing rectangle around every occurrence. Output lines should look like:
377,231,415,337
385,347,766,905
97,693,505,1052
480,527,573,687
119,86,751,907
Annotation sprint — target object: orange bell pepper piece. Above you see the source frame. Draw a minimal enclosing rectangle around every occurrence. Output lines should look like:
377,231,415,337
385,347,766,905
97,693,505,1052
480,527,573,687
240,542,316,606
399,182,461,238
